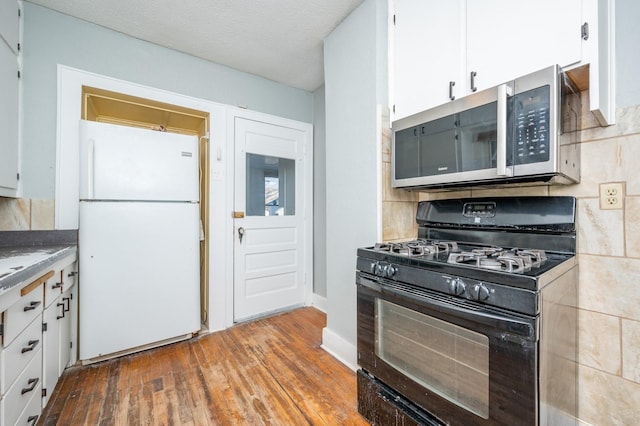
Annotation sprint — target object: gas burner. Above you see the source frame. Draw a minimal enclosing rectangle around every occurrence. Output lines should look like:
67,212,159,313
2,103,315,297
374,240,459,257
513,249,547,266
472,247,503,256
447,247,547,273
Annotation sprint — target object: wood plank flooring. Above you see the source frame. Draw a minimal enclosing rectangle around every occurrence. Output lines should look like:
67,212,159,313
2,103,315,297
40,307,369,425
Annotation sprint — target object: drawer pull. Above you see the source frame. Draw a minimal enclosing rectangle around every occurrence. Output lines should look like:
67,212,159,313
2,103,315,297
28,415,39,426
68,271,78,277
63,296,71,313
52,282,63,289
21,377,39,395
21,339,40,353
57,302,66,320
23,301,42,312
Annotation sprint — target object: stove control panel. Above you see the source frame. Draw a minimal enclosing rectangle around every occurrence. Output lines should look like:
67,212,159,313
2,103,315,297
444,276,493,301
357,256,540,316
462,201,496,218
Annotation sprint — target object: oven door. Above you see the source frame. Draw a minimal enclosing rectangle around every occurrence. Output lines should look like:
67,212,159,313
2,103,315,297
357,273,538,426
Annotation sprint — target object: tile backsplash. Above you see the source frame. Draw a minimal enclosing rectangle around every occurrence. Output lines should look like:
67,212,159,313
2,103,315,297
0,198,55,231
380,101,640,425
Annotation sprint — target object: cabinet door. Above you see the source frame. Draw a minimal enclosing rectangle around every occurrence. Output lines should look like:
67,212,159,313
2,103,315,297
466,0,583,91
42,299,63,407
0,38,19,190
393,0,465,120
0,0,19,54
58,286,75,375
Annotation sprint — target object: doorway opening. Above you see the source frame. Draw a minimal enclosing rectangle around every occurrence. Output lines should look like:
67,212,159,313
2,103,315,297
81,86,211,328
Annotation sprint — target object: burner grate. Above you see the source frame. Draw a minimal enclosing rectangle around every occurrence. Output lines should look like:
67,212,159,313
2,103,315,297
447,247,548,273
374,240,459,257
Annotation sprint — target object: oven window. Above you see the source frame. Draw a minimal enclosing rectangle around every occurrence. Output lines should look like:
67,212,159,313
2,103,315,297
375,299,490,419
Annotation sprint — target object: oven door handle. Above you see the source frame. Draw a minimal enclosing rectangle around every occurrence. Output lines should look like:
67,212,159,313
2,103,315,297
358,275,536,340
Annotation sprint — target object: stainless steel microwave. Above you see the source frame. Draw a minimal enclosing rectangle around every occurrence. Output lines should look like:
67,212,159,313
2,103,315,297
392,65,581,190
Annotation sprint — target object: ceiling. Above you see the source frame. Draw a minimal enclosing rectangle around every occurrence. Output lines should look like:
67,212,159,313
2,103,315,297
26,0,365,92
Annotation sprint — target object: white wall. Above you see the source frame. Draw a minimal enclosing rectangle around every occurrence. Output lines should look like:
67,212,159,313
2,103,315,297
322,0,388,367
20,3,314,199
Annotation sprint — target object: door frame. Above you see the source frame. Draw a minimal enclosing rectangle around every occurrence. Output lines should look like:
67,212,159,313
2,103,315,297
56,65,313,331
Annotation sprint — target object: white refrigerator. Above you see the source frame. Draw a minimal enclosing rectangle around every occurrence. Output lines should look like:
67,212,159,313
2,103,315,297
78,120,200,362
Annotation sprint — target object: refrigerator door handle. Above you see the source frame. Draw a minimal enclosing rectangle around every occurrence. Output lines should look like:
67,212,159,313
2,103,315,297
87,138,95,198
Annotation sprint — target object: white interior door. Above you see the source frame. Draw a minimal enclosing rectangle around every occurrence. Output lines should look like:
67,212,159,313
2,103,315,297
233,117,306,321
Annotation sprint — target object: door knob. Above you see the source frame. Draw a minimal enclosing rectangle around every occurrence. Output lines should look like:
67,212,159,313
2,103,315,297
238,227,245,244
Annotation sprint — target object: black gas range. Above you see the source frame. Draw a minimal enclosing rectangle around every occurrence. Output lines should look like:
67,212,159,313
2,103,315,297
356,197,578,426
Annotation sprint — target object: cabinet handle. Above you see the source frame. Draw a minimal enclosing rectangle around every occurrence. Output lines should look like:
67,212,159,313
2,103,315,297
63,296,71,313
21,339,40,353
52,281,63,290
23,301,41,312
57,302,66,320
28,415,39,426
470,71,478,92
21,377,39,395
68,271,78,277
449,81,456,100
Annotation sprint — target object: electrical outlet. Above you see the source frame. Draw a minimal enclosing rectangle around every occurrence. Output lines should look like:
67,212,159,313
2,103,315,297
599,182,624,210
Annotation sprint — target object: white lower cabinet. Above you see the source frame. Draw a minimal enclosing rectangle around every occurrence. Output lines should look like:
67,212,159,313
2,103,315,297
0,278,44,426
42,258,78,407
59,262,77,373
1,347,43,426
42,295,63,406
16,382,43,426
58,284,76,375
0,314,42,395
0,252,78,423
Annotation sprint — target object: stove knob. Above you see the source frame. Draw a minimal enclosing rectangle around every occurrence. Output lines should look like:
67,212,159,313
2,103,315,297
470,283,491,301
374,262,385,277
370,261,379,275
384,264,398,279
449,278,466,296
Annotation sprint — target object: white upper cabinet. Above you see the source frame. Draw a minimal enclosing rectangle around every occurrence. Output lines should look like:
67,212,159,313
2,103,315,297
0,0,19,54
392,0,614,124
0,38,19,191
392,0,466,119
0,0,20,194
466,0,582,93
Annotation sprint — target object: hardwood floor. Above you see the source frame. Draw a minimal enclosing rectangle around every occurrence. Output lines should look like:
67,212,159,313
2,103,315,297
40,307,369,425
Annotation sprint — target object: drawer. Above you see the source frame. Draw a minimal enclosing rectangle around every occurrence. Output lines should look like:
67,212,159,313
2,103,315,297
3,283,44,347
44,268,63,308
0,315,42,394
2,348,42,426
15,382,42,426
62,262,78,291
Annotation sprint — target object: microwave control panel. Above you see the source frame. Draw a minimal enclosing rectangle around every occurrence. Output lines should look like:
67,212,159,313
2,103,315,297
511,85,551,165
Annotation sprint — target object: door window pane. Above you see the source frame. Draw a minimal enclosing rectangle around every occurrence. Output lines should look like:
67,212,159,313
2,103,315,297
376,299,489,419
246,154,295,216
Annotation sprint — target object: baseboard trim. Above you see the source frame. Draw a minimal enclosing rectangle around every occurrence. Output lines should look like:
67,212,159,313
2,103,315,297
311,293,327,313
321,326,357,372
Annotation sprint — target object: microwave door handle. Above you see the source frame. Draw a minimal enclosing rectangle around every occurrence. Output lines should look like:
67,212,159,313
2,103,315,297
497,83,513,177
